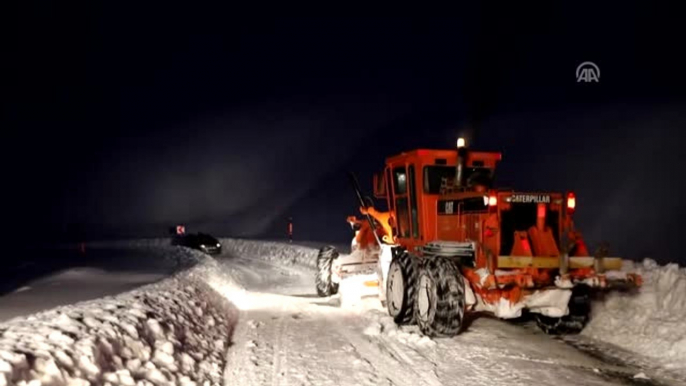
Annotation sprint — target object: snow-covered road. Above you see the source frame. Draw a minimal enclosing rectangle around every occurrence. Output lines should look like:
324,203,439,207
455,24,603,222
215,247,682,386
1,240,684,385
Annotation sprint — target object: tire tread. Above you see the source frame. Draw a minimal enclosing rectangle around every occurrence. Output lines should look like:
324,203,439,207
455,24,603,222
315,246,339,297
416,257,465,337
387,251,419,325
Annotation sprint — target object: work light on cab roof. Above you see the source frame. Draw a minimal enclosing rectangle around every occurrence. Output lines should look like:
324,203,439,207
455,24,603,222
457,137,466,149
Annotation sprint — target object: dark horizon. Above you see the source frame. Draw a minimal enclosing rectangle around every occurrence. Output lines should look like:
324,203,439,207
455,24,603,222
5,8,686,263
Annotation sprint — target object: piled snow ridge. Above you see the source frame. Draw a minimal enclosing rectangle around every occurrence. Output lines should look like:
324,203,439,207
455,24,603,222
583,259,686,373
219,238,319,269
0,254,239,386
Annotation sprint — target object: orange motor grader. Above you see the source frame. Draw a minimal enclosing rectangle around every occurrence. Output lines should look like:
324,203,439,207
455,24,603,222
315,138,641,337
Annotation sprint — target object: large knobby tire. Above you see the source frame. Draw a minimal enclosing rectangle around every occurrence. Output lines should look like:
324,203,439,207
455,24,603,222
415,257,466,337
315,246,339,297
386,251,419,325
536,285,591,335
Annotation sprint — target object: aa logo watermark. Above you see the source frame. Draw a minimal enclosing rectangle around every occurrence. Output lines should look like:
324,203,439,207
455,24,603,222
576,61,600,83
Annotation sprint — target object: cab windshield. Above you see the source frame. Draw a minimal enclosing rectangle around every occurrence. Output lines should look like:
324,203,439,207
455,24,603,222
423,165,494,193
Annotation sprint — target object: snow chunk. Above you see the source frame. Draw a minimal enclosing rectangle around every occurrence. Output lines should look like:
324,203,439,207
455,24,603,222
0,359,10,373
34,358,63,384
143,367,168,385
155,340,174,355
145,319,164,340
78,355,100,377
178,376,197,386
633,372,650,380
363,322,382,337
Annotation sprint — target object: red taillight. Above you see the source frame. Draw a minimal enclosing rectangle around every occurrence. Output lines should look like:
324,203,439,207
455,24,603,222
488,194,498,207
537,203,546,218
567,192,576,215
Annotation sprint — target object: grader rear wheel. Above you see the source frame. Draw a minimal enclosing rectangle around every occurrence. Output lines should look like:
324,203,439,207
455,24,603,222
536,285,591,335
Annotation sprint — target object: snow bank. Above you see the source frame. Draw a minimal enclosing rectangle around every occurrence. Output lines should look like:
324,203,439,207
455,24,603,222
583,259,686,372
220,238,319,269
0,249,240,386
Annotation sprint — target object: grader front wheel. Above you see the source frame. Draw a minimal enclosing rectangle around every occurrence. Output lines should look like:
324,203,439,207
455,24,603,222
386,251,419,325
315,246,339,297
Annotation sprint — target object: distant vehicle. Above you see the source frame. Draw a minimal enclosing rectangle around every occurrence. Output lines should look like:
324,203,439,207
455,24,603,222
172,232,222,255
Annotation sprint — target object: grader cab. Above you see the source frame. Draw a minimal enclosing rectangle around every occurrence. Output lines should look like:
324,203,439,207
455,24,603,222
315,139,641,337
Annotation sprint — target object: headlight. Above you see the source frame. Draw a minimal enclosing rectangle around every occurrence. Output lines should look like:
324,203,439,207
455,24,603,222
199,244,205,248
216,243,221,247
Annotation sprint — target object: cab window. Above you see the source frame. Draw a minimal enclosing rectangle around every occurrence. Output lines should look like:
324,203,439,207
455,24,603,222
393,167,407,194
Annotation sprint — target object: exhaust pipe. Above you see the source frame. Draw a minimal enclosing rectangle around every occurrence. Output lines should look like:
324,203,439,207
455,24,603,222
455,138,468,188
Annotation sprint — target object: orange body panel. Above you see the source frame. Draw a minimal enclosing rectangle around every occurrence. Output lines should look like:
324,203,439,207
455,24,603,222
347,216,386,250
511,231,534,256
528,227,560,257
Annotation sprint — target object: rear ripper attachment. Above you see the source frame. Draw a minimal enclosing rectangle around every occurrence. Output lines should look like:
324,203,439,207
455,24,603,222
316,137,641,337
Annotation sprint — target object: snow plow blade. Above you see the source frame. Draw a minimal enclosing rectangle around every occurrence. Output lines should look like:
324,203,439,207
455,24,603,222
338,273,380,307
497,255,641,288
497,255,623,270
333,254,381,306
332,252,378,280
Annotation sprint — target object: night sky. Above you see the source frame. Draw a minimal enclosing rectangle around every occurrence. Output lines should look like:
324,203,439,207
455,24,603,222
5,6,686,263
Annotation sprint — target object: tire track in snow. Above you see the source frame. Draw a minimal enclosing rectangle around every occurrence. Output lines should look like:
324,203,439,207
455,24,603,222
270,302,289,386
224,309,255,384
376,331,443,386
556,335,681,386
222,293,293,386
427,321,630,386
330,314,442,386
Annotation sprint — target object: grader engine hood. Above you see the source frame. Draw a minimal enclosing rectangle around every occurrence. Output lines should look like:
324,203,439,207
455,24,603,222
492,191,641,289
497,191,566,259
